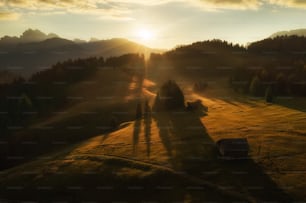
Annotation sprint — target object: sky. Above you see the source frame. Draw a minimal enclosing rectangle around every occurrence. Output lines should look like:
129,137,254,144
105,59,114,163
1,0,306,49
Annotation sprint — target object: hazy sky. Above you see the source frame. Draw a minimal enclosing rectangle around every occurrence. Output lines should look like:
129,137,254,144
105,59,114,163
1,0,306,49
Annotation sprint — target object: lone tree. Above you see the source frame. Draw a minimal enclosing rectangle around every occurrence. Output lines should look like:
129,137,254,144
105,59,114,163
153,80,185,111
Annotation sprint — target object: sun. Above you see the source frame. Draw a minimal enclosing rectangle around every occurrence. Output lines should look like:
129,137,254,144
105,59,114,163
137,28,154,41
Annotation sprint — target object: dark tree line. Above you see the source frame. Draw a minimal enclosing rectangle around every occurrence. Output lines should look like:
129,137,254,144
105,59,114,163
228,36,306,98
248,35,306,54
169,39,245,54
148,39,247,76
230,62,306,99
148,36,306,100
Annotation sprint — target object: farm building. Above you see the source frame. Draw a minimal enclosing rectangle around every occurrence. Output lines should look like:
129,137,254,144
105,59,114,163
216,138,249,158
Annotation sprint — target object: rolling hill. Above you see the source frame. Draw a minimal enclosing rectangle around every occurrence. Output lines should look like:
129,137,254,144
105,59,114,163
1,30,306,202
0,73,305,201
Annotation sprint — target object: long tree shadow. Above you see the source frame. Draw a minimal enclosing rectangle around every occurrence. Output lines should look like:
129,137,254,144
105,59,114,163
143,112,152,157
196,89,259,107
275,96,306,113
132,119,141,155
154,112,173,159
153,108,214,170
154,107,295,202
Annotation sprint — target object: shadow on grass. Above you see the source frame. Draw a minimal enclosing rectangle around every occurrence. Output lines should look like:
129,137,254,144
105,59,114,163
0,101,139,170
132,119,141,155
0,110,295,202
198,90,259,107
144,112,152,157
153,108,294,202
275,96,306,113
154,107,215,170
154,110,214,170
0,156,240,202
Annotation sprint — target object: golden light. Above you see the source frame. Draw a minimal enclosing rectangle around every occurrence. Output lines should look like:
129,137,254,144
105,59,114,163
137,28,154,41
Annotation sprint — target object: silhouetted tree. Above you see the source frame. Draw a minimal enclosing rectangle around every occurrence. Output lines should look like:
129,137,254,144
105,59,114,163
154,80,185,111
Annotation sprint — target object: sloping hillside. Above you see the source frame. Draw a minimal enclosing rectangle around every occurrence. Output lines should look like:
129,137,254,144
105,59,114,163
0,64,145,169
1,76,305,201
187,77,306,201
0,117,243,202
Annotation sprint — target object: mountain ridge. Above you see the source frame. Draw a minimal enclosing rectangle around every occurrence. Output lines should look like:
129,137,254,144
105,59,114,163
270,28,306,38
0,29,163,77
0,28,59,44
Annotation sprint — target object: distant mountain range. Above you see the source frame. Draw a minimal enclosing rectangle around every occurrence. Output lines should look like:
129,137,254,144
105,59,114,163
0,29,163,77
2,28,306,79
0,29,59,45
270,29,306,38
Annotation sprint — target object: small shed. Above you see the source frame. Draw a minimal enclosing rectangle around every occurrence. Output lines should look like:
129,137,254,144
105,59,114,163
216,138,249,158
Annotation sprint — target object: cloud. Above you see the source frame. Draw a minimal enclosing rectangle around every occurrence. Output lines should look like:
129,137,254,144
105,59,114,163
2,0,134,20
2,0,262,11
5,0,99,10
1,0,263,13
101,0,261,11
100,0,173,5
268,0,306,8
190,0,262,10
0,11,20,20
2,0,306,22
105,0,261,9
0,0,265,22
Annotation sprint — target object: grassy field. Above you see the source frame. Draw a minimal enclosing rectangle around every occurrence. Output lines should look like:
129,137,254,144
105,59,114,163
1,67,144,169
0,72,306,202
